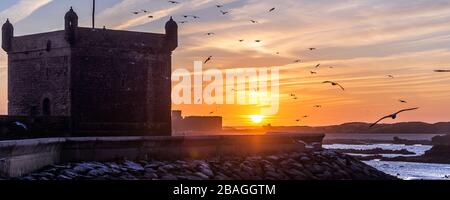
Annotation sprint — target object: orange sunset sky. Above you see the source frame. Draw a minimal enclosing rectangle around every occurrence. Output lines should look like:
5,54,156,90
0,0,450,126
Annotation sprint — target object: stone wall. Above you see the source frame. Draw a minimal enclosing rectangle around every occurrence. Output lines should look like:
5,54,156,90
9,31,71,116
0,133,324,177
69,28,172,134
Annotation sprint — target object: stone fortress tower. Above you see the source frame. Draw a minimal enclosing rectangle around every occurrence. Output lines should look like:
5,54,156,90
1,8,177,135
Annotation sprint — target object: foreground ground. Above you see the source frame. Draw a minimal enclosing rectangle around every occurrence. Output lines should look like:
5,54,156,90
7,149,396,180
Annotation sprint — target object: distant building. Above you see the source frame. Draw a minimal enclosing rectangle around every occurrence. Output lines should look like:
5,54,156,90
172,110,223,134
1,8,177,136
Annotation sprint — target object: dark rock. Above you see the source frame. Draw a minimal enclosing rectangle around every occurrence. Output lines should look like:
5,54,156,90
123,161,144,172
161,174,178,180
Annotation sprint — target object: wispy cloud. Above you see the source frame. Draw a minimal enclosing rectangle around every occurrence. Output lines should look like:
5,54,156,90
0,0,53,23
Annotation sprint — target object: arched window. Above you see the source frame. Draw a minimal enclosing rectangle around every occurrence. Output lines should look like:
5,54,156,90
42,98,51,116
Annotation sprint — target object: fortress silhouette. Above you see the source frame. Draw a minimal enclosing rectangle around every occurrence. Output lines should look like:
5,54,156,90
1,8,177,136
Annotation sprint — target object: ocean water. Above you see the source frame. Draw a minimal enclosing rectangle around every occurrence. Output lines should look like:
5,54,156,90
364,160,450,180
323,134,449,180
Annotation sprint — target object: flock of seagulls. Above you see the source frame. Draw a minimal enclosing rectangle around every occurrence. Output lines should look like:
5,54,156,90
131,9,154,18
123,1,441,126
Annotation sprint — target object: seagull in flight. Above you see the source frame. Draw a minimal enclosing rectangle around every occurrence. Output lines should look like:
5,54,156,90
387,75,395,78
370,108,419,127
132,11,140,15
220,10,229,15
14,121,28,130
294,59,301,63
216,5,223,8
309,48,316,51
310,71,317,75
314,105,322,108
179,21,188,24
206,32,215,36
434,69,450,72
399,99,407,103
315,64,321,68
168,1,180,4
255,40,262,43
204,56,213,64
323,81,345,91
269,7,276,12
250,20,258,23
238,39,244,42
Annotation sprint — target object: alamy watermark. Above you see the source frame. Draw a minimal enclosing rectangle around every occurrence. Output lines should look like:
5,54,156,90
172,61,280,115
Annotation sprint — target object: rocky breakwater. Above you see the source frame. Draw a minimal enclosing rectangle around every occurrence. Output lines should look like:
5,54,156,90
12,149,396,180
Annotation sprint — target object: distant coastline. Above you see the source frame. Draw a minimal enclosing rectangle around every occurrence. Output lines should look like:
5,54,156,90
223,121,450,135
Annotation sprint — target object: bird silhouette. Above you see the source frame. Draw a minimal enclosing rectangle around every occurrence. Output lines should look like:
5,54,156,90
141,9,148,13
238,39,244,42
250,20,258,23
303,115,308,118
314,105,322,108
183,15,199,19
294,59,301,63
220,10,229,15
206,32,215,36
179,21,188,24
168,1,180,4
387,75,395,78
309,48,316,51
148,15,154,18
315,64,321,68
310,71,317,74
370,108,419,127
216,5,223,8
323,81,345,91
399,99,407,103
204,56,212,64
132,11,140,15
269,7,276,12
296,119,300,122
255,40,262,43
14,121,28,130
434,70,450,72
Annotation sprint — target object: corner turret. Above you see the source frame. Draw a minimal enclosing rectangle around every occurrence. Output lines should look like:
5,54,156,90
65,7,78,44
2,19,14,52
165,17,178,51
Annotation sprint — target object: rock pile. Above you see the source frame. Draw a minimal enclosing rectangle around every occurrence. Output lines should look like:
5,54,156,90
14,150,396,180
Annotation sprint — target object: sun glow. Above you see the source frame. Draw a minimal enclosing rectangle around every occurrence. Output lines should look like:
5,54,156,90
250,115,264,124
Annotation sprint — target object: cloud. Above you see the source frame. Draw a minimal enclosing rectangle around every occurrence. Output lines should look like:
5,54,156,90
0,0,53,23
